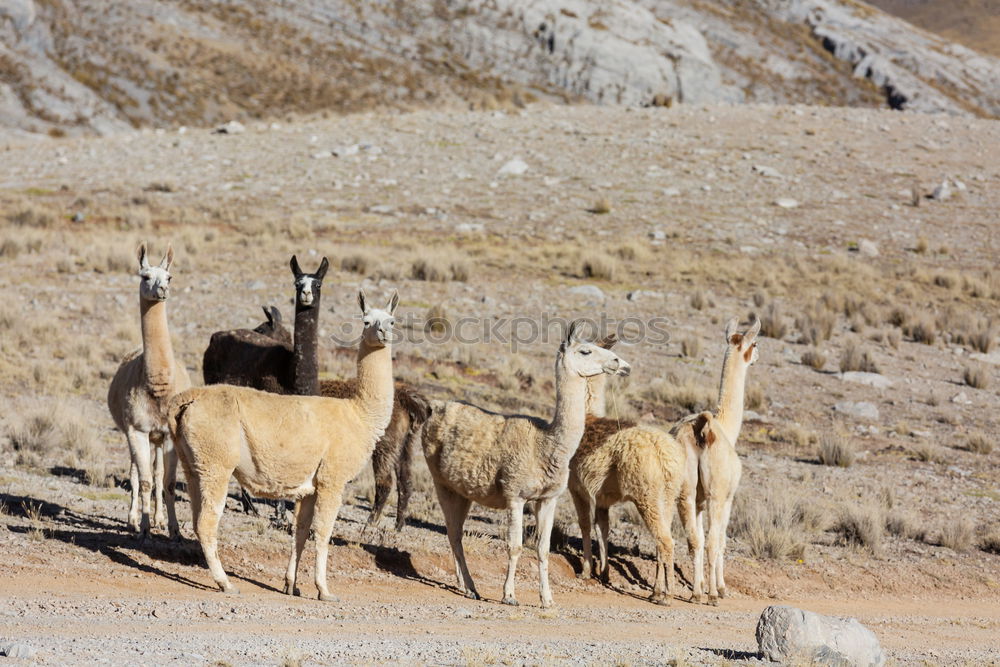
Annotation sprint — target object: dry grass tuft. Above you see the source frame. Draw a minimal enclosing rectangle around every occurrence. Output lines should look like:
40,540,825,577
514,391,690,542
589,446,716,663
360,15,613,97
411,255,469,282
643,375,714,413
797,307,835,345
424,304,449,335
776,424,814,448
938,519,975,553
590,197,612,214
730,490,806,560
6,404,108,483
966,432,992,455
963,365,989,390
982,532,1000,555
905,315,937,344
885,510,925,541
581,253,618,281
818,433,855,467
933,272,958,290
912,442,947,464
800,348,826,370
886,329,901,349
680,337,702,359
745,384,766,411
954,318,996,354
754,302,787,340
839,342,878,373
7,202,57,228
340,253,373,275
833,505,883,553
690,290,711,311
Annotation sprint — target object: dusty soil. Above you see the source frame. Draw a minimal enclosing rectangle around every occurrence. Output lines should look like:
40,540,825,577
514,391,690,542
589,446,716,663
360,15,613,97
0,103,999,664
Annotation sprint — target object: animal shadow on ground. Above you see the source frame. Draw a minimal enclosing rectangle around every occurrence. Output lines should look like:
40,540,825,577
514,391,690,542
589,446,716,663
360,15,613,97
331,534,466,596
1,492,213,591
702,648,761,660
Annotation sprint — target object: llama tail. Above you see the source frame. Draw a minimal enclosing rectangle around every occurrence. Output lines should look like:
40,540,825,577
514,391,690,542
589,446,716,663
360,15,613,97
398,387,432,427
691,412,718,449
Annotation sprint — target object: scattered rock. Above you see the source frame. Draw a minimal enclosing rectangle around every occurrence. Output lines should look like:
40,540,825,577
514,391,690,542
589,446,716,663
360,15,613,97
0,642,38,659
832,401,879,421
311,150,333,159
367,204,395,215
756,605,886,667
497,158,529,176
743,410,769,423
626,290,662,302
774,198,799,209
245,280,265,291
752,164,784,179
648,229,666,241
951,392,972,405
930,180,951,201
661,187,681,197
213,120,245,135
858,240,879,257
839,372,892,389
333,144,360,157
568,285,605,300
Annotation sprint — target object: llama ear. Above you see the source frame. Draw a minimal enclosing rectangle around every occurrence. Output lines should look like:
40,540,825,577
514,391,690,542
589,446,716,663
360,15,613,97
565,319,583,345
137,242,149,269
598,332,618,349
270,306,282,326
386,290,399,314
160,244,174,270
290,255,303,279
745,317,761,344
316,257,329,281
724,317,739,341
358,290,368,314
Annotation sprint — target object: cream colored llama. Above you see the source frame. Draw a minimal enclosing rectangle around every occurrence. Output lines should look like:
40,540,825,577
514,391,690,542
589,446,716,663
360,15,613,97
568,334,695,605
671,316,759,605
168,291,397,599
421,321,630,608
107,242,191,539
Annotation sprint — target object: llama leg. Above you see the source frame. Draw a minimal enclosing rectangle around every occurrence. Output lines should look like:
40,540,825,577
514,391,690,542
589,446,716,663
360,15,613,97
501,499,526,606
284,494,316,596
433,483,478,599
535,496,559,608
126,427,153,537
127,460,140,531
393,430,414,531
569,490,594,579
677,488,705,604
366,437,394,530
195,474,237,594
596,507,611,583
639,499,675,606
705,501,722,606
152,443,166,529
310,487,345,602
162,438,180,541
717,496,734,599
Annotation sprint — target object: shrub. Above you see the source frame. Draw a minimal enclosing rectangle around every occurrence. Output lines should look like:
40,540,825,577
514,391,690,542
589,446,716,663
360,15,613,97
745,384,766,411
730,490,804,560
680,337,702,359
933,272,957,289
643,375,714,413
800,348,826,370
7,203,55,228
938,519,974,552
690,291,709,311
905,315,936,344
912,442,946,464
449,259,470,282
963,365,989,390
840,342,878,373
833,505,883,553
982,532,1000,555
755,302,787,340
581,253,618,281
410,258,450,282
0,238,22,258
797,308,835,345
966,432,992,455
424,304,449,335
885,510,924,541
340,253,372,275
818,434,855,467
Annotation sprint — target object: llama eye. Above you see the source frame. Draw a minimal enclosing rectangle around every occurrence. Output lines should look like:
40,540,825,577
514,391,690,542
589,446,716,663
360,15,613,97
580,349,592,355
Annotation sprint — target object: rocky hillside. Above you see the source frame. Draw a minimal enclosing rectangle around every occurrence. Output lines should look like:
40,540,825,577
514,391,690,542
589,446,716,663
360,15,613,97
1,0,999,136
868,0,1000,57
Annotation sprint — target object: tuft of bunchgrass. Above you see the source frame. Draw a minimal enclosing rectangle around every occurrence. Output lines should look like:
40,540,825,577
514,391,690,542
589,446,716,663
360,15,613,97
818,434,855,468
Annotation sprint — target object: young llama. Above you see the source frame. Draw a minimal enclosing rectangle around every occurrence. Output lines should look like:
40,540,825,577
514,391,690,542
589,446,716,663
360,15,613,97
169,291,398,599
107,243,191,538
568,333,703,605
671,316,759,605
421,321,630,608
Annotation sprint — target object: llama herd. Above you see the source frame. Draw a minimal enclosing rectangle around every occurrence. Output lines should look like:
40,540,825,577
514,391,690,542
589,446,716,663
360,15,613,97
107,242,759,609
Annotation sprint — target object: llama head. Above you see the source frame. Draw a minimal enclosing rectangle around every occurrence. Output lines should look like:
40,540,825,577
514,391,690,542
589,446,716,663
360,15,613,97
358,290,398,348
289,255,330,308
724,316,760,367
253,305,292,345
136,242,173,302
559,320,630,379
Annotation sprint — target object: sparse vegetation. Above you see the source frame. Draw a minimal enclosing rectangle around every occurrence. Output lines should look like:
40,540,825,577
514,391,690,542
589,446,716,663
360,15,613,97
818,434,855,467
966,432,992,454
938,519,974,553
800,348,826,370
839,342,878,373
680,337,702,358
755,302,787,340
833,504,883,553
963,365,989,390
581,253,618,281
341,253,373,275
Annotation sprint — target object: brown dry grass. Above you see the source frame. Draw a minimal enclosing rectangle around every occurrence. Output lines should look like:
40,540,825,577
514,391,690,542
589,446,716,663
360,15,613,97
818,433,855,467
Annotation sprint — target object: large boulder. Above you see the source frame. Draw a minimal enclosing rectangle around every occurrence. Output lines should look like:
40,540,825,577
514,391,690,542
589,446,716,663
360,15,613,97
756,605,886,666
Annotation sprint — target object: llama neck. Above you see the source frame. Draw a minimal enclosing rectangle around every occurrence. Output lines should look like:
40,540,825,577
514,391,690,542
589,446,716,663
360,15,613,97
546,363,589,466
351,341,394,440
293,303,319,396
715,349,747,446
140,299,175,397
585,373,607,418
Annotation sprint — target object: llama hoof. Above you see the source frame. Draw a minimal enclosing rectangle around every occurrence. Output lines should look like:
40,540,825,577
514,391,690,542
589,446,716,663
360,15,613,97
500,596,519,606
318,591,339,603
718,586,727,599
220,585,240,596
689,593,705,605
540,599,554,610
461,589,480,601
283,583,301,597
707,595,719,607
650,594,671,607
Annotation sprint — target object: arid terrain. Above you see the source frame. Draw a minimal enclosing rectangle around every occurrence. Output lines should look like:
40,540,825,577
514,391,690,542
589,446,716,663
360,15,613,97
0,103,999,664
